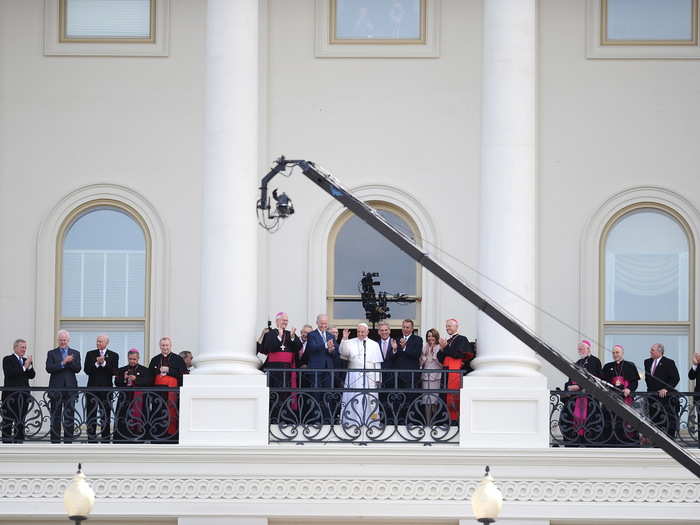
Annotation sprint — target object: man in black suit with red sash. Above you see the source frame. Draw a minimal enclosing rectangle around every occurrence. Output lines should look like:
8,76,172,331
2,339,35,443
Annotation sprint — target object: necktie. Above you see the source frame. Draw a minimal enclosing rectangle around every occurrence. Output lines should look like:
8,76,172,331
321,331,326,343
18,355,23,367
651,359,659,376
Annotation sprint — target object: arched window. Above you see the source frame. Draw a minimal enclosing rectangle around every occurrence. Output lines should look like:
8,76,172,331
57,200,150,378
601,204,694,391
328,202,422,330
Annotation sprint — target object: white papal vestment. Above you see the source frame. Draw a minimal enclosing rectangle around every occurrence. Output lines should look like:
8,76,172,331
339,337,383,427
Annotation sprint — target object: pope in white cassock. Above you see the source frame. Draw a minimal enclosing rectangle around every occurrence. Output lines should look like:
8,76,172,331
339,323,384,427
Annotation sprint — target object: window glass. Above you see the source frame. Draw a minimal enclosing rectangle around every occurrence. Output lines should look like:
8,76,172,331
332,207,419,322
606,0,694,41
335,0,422,40
65,0,152,39
62,208,146,318
604,209,689,322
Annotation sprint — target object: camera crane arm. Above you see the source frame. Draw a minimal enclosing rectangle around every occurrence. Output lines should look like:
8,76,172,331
258,156,700,479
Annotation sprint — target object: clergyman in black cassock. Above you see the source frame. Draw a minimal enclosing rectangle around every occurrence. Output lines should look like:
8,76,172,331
601,345,639,445
114,350,153,442
148,338,185,441
2,340,36,443
560,340,602,444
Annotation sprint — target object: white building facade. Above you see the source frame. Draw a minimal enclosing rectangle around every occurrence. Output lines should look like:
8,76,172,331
1,0,699,523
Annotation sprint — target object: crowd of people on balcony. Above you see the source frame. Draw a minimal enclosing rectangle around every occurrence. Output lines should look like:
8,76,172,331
2,316,699,444
1,331,192,443
560,339,700,445
257,313,475,426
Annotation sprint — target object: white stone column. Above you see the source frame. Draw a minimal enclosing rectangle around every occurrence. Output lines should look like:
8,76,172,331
459,0,548,448
179,0,269,446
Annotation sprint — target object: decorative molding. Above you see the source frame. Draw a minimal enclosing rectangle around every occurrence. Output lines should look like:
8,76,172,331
578,186,700,360
34,183,170,387
1,476,698,504
306,184,440,333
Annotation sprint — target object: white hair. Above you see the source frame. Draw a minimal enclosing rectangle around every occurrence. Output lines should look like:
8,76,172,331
316,313,328,323
57,329,70,339
97,334,110,343
357,323,369,330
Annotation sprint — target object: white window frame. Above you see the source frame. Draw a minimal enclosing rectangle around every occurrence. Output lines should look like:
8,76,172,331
57,200,150,353
34,184,169,385
599,203,695,379
327,201,422,330
315,0,441,58
44,0,170,56
586,0,700,59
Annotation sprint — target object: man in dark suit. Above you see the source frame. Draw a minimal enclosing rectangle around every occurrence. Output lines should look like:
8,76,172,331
303,314,340,423
2,339,36,443
84,334,119,442
46,330,81,443
688,351,700,446
644,343,680,437
384,319,423,420
114,349,153,442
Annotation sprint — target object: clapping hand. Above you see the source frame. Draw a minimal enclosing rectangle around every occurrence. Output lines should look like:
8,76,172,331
693,352,700,366
390,339,398,353
327,339,335,353
399,337,407,348
291,327,297,338
438,337,447,349
63,354,73,364
25,356,33,367
342,328,350,340
96,355,105,365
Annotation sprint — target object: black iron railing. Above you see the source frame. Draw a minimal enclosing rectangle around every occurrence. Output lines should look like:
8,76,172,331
550,390,700,448
0,387,180,444
267,368,463,444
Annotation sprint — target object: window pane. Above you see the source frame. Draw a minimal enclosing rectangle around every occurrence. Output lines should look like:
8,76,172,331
65,0,152,39
606,0,694,41
333,207,419,322
62,208,146,318
61,327,145,387
335,0,422,40
605,209,689,322
604,330,689,392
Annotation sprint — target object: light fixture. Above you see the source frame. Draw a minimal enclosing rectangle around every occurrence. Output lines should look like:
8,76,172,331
64,463,95,525
471,465,503,524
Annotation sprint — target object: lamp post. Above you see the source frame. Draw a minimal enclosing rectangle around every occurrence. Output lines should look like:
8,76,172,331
471,466,503,524
64,463,95,525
